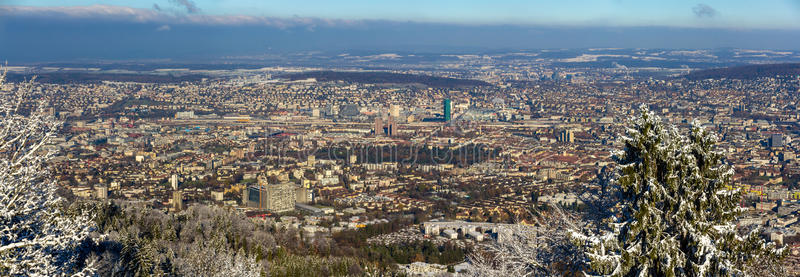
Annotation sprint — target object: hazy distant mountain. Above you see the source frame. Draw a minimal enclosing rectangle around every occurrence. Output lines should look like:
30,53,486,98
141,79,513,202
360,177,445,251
2,11,800,62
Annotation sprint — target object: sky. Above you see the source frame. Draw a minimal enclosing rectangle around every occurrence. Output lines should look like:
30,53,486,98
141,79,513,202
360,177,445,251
4,0,800,28
1,0,799,62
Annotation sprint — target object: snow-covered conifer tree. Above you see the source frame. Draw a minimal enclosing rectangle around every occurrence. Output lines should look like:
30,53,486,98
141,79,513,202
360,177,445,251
174,237,261,277
0,69,97,276
571,105,785,276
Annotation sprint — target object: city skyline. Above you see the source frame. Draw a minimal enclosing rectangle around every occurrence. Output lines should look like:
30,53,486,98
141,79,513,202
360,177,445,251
2,1,800,276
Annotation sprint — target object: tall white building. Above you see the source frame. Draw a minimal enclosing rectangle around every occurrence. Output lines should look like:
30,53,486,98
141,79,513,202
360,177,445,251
170,174,179,190
390,104,401,118
558,129,574,143
96,185,108,199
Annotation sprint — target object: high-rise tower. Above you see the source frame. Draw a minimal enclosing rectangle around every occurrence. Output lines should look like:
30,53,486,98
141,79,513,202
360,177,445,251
374,117,383,135
443,99,452,122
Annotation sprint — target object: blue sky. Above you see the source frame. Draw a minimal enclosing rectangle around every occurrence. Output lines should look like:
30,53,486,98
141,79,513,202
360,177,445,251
3,0,799,29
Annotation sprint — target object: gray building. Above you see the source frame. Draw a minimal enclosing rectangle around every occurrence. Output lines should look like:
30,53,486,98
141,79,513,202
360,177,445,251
770,133,784,148
242,178,297,212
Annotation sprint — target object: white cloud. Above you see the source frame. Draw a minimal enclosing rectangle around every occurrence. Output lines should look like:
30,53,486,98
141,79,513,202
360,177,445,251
0,5,360,28
156,24,171,31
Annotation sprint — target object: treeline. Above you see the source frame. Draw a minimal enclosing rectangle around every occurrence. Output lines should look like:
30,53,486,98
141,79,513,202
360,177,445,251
284,71,491,88
332,220,467,269
684,63,800,80
332,219,413,249
5,73,208,84
75,201,467,276
82,201,367,276
365,241,466,267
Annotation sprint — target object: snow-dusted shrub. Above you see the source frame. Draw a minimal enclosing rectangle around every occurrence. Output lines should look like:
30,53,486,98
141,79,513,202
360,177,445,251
0,69,97,276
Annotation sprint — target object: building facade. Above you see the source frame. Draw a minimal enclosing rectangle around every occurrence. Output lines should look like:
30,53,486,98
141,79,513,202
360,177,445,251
444,99,452,122
242,177,297,212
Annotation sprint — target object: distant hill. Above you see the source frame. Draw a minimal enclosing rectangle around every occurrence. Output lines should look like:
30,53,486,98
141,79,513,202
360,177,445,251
284,71,491,88
5,73,209,84
684,63,800,80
